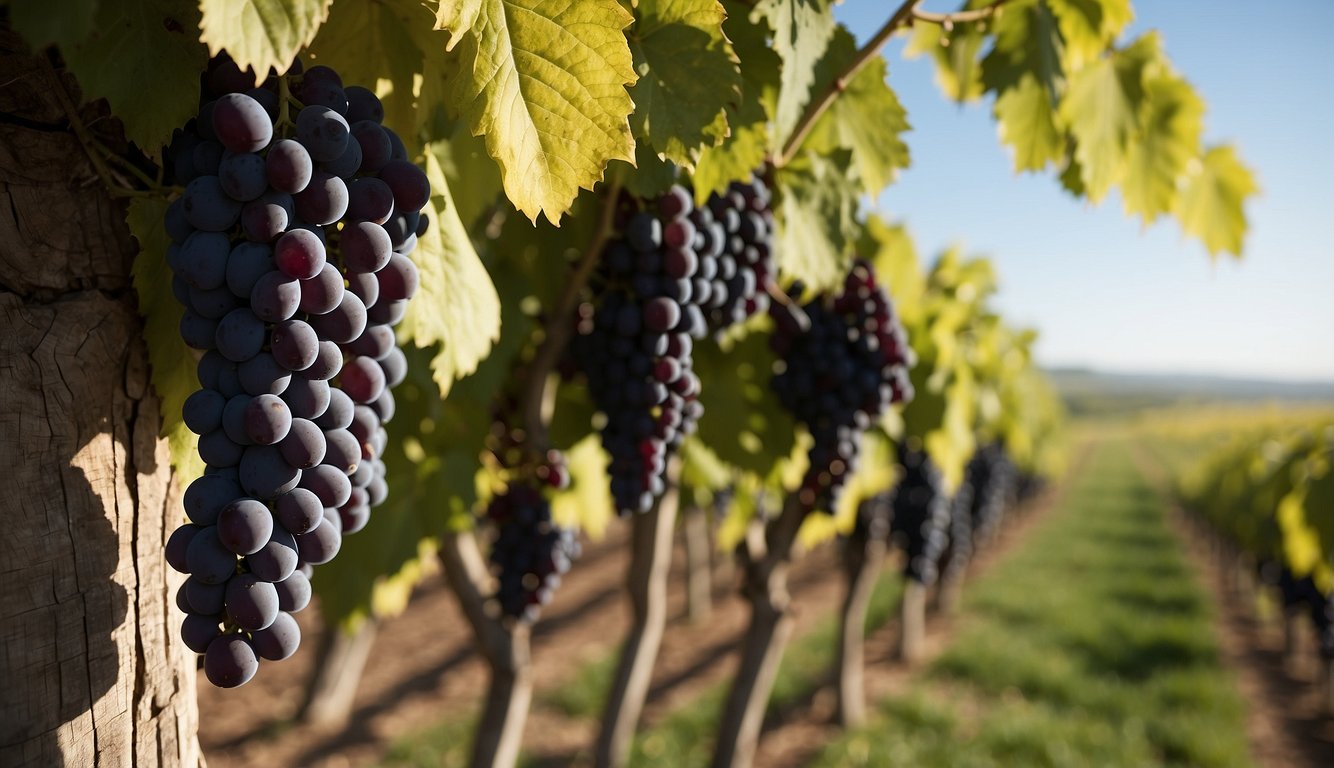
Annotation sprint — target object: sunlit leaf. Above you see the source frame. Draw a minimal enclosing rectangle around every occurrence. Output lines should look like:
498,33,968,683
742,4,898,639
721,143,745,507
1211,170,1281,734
198,0,331,83
1174,144,1258,258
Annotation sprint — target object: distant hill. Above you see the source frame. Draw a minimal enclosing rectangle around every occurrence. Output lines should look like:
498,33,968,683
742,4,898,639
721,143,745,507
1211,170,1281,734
1045,368,1334,416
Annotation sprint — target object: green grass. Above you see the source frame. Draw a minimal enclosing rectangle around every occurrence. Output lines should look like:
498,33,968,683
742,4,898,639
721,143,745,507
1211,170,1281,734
377,712,476,768
814,439,1253,768
629,567,906,766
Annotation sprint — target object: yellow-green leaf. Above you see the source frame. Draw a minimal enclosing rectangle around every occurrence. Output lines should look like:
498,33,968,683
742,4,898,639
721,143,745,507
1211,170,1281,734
754,0,835,150
772,149,858,292
434,0,485,50
127,197,204,482
1046,0,1133,70
905,15,987,103
628,0,741,166
1122,69,1203,222
198,0,331,83
1174,144,1258,258
1057,39,1150,202
806,27,910,195
447,0,636,224
551,434,614,540
398,146,502,396
61,0,206,153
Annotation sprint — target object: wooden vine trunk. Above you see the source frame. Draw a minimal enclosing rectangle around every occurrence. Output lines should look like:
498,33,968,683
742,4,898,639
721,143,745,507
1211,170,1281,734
0,32,201,767
834,527,886,728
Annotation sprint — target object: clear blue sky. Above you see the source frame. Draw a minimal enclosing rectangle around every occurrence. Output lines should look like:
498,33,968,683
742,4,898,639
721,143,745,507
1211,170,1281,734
834,0,1334,382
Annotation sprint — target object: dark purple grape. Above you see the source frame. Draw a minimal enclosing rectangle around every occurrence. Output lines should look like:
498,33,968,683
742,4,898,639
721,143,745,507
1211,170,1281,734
192,141,224,176
274,228,327,280
184,473,242,526
282,376,331,420
217,498,273,555
245,394,292,445
299,263,345,315
225,573,279,631
346,177,395,224
188,283,240,319
295,521,341,565
251,611,301,660
180,309,219,350
238,444,301,499
295,105,350,162
266,139,313,194
349,324,395,361
178,231,230,290
377,159,431,212
369,388,395,423
204,634,259,688
212,93,273,154
644,297,681,333
165,197,193,242
314,388,355,430
299,340,343,381
198,429,244,467
346,271,380,308
218,151,268,201
186,526,236,584
271,319,321,372
238,352,292,397
245,526,298,582
340,221,392,273
293,170,349,226
181,614,223,654
245,86,278,120
308,291,367,344
274,571,312,612
215,308,267,362
183,176,242,231
183,388,226,435
250,270,301,322
226,241,275,297
376,254,418,302
321,132,363,179
340,503,370,534
340,356,385,404
345,86,384,123
279,418,326,469
322,428,361,474
165,524,198,573
299,464,352,508
351,121,391,173
275,487,324,534
222,394,257,446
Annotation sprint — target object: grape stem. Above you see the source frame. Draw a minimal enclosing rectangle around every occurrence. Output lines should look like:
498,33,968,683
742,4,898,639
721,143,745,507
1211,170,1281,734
519,168,624,453
776,0,1011,169
277,76,295,135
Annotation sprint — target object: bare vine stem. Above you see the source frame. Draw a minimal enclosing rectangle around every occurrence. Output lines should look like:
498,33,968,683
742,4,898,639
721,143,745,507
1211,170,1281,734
519,170,624,453
776,0,1011,169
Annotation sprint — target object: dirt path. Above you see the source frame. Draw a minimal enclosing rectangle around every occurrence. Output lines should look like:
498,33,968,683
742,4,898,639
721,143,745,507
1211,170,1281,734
1129,443,1334,768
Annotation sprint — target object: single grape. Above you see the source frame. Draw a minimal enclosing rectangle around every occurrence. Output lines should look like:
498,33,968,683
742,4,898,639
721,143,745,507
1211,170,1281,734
218,151,268,202
345,86,384,124
299,263,345,315
183,389,226,435
278,418,327,469
250,270,301,322
273,571,312,612
215,308,267,362
295,521,342,565
244,526,299,582
340,221,392,273
198,428,244,467
226,241,275,298
185,526,236,584
282,376,331,420
270,319,321,372
295,105,350,163
238,352,292,397
184,473,242,526
351,121,392,173
238,444,301,499
245,393,293,445
376,254,418,302
178,231,230,290
165,524,198,573
275,487,324,534
299,340,343,382
308,291,367,344
225,573,280,631
217,498,274,555
266,139,314,194
251,611,301,661
212,93,273,154
377,159,431,212
346,177,395,224
299,464,352,508
339,356,386,404
182,176,242,231
274,228,327,280
293,171,349,226
203,634,259,688
181,614,223,654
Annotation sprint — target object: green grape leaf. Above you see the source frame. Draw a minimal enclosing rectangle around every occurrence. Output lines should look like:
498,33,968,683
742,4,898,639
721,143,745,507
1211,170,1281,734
859,215,925,327
1174,144,1258,258
695,324,797,476
436,122,507,231
445,0,636,224
617,143,678,200
198,0,331,83
805,27,910,195
61,0,206,153
992,75,1063,172
772,148,858,292
1122,68,1204,222
691,0,778,200
304,0,429,138
127,197,204,482
552,434,615,540
1046,0,1133,69
904,15,987,103
434,0,485,50
1056,37,1152,202
7,0,99,51
680,436,734,507
628,0,741,166
398,146,502,397
753,0,835,150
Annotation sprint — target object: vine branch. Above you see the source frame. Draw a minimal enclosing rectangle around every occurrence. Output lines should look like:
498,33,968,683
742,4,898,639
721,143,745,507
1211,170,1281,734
519,170,623,453
776,0,1011,168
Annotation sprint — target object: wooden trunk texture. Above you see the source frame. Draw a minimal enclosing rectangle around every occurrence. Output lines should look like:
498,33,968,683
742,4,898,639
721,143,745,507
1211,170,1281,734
0,29,202,768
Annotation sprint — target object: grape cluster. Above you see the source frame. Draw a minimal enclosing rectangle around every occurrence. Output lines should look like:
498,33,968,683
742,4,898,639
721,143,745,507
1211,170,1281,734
486,479,581,623
770,260,914,515
969,444,1015,545
162,54,426,687
571,177,778,516
889,446,950,585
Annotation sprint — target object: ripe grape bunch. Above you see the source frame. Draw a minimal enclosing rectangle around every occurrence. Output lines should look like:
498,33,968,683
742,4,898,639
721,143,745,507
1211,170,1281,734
890,446,950,585
571,176,774,516
162,53,426,688
486,462,581,622
770,260,914,515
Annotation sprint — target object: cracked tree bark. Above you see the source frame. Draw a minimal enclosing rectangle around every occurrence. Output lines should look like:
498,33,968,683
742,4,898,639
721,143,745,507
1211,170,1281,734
0,31,201,768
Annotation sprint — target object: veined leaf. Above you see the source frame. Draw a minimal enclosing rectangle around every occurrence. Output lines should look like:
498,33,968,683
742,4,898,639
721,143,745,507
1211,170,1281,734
905,15,987,103
806,27,910,195
993,75,1063,172
446,0,636,224
691,0,777,200
773,149,858,292
628,0,742,167
198,0,331,83
398,147,502,396
1122,68,1204,222
435,0,485,50
753,0,835,150
1046,0,1133,70
61,0,206,153
127,197,204,482
552,434,614,540
1174,144,1258,258
979,0,1064,171
695,325,797,476
1057,37,1152,202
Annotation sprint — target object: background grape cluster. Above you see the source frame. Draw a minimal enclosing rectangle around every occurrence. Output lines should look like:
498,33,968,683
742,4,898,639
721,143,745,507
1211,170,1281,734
163,54,426,688
487,479,582,623
770,259,914,515
889,446,951,585
571,175,775,516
